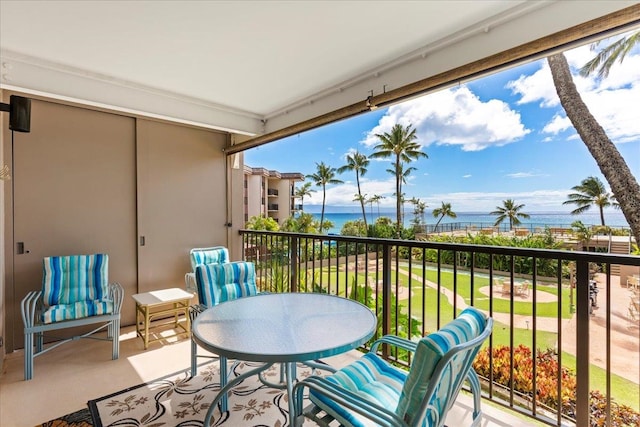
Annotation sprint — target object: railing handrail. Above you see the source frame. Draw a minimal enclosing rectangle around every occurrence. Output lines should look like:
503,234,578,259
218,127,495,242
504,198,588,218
239,229,640,266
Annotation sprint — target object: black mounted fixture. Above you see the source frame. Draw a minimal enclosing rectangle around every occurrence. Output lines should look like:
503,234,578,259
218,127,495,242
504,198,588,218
0,95,31,133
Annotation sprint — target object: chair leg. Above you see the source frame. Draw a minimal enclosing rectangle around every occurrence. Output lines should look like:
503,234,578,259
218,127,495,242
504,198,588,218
35,331,43,353
467,369,483,426
219,356,228,412
24,331,34,381
191,337,198,377
112,319,120,360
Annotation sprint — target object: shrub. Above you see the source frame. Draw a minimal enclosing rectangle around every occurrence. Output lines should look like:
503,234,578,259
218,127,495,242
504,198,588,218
473,345,640,426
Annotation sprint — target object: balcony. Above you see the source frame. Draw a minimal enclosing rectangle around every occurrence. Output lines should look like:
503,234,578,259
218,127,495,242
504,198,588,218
240,229,640,426
267,189,279,196
2,229,638,426
267,203,279,211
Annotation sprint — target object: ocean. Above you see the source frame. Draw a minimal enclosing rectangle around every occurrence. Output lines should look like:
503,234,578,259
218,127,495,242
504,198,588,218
311,211,630,235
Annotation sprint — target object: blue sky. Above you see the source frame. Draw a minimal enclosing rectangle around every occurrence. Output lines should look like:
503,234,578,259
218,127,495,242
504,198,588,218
245,31,640,213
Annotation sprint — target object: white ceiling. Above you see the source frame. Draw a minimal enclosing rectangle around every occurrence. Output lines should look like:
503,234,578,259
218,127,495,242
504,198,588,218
1,1,637,137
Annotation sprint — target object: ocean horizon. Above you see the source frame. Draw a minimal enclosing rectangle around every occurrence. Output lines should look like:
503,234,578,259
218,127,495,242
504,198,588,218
308,211,629,234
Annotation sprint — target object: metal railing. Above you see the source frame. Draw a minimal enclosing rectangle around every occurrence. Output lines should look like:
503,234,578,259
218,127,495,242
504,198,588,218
414,222,630,236
240,229,640,427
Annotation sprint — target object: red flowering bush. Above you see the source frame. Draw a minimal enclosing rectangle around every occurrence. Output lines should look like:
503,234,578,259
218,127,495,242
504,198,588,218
473,345,639,426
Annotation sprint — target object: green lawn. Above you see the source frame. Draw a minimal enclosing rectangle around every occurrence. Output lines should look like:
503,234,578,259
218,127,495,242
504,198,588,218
407,266,572,319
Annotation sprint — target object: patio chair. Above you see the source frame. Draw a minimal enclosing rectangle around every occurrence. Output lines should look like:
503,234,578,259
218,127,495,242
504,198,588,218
21,254,124,380
496,278,510,295
190,260,258,376
293,306,493,427
184,246,229,293
518,281,530,297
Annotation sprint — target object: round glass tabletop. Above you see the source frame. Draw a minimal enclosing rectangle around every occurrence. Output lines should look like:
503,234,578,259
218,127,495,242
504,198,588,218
192,293,377,362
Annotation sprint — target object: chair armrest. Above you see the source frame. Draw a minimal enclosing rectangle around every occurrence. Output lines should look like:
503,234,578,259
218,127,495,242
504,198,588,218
21,291,43,328
293,376,406,427
189,304,207,322
108,282,125,314
370,334,418,354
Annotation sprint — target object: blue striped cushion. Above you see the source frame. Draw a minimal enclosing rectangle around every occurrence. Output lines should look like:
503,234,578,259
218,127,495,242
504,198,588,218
195,261,257,307
190,246,229,271
43,300,114,324
41,254,112,324
395,307,487,423
309,352,407,427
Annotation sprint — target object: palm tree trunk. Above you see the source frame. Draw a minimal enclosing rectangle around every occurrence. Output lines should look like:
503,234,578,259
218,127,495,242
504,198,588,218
320,184,326,232
548,54,640,244
356,174,368,229
599,205,605,227
395,155,402,237
434,214,444,228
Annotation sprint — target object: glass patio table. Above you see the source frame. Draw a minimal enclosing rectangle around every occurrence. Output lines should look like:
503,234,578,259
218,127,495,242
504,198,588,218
191,292,377,426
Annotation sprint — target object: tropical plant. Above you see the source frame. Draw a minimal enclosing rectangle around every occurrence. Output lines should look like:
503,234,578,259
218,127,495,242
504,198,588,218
547,32,640,246
491,199,530,230
294,181,314,212
306,161,343,232
338,151,370,229
579,30,640,79
474,345,640,426
281,212,320,234
432,201,457,227
563,176,616,226
371,123,427,237
245,215,280,231
368,216,397,239
409,197,427,228
340,219,367,237
570,220,593,249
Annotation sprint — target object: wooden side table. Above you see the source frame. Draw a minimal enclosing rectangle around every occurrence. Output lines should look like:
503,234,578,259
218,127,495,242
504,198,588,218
132,288,193,349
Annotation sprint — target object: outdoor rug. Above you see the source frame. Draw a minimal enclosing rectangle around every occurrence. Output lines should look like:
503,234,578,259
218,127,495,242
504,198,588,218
86,361,323,427
37,408,93,427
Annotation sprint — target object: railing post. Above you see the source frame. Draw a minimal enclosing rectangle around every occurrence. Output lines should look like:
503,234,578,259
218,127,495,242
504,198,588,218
291,236,298,292
382,243,391,359
575,259,590,427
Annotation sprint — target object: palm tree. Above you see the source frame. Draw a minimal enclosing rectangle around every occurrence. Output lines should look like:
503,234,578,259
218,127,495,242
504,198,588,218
368,194,385,218
563,176,615,226
338,151,370,229
579,30,640,79
432,202,457,227
491,199,530,230
371,123,427,236
306,162,343,232
294,182,314,212
547,32,640,245
409,197,427,227
385,162,418,232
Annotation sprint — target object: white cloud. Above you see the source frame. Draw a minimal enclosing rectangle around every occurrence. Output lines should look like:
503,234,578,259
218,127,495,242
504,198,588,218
361,86,530,152
542,114,571,134
306,177,397,207
463,174,472,178
506,40,640,144
420,189,572,212
506,172,534,178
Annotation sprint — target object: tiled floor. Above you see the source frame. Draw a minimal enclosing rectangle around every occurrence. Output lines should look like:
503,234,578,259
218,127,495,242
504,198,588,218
0,326,540,426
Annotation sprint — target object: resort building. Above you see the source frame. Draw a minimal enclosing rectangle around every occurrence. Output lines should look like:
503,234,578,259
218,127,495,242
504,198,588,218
243,165,304,225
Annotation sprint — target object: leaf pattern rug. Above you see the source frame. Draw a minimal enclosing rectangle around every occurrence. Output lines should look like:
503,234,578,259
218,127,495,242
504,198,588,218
88,361,322,427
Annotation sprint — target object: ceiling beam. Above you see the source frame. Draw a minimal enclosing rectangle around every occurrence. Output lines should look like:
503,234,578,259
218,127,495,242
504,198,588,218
226,4,640,155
